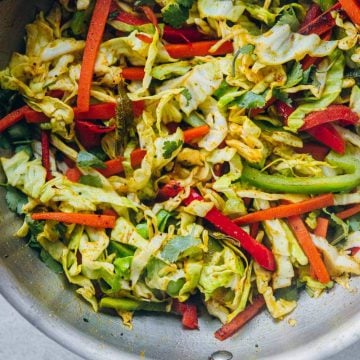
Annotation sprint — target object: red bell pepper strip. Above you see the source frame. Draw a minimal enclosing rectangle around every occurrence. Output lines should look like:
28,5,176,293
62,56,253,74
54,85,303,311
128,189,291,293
41,130,53,181
306,123,345,154
183,189,276,271
301,3,322,28
77,0,112,113
298,2,342,36
172,299,198,330
0,105,29,132
275,100,294,121
132,100,145,117
351,247,360,256
74,102,116,120
300,105,359,130
75,120,115,149
157,180,184,202
295,142,329,161
23,108,49,123
339,0,360,26
163,25,208,44
214,295,265,341
115,11,148,26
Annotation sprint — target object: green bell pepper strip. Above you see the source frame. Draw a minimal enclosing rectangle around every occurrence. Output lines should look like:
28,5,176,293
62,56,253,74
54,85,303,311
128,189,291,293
100,297,168,312
241,152,360,194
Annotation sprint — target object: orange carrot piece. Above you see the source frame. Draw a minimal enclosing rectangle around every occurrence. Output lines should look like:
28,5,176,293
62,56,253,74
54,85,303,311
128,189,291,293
31,212,116,228
234,194,334,225
66,167,82,182
314,217,329,238
0,105,28,132
77,0,112,112
98,157,125,177
121,67,146,81
214,295,265,341
183,125,210,143
339,0,360,26
336,204,360,220
288,216,330,284
165,40,233,59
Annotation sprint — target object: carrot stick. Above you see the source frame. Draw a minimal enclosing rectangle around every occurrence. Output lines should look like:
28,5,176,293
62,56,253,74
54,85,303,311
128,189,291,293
77,0,112,112
339,0,360,26
183,125,210,143
121,67,146,81
0,105,28,132
314,217,329,238
166,40,233,58
336,204,360,220
98,157,125,177
31,212,116,228
214,295,265,341
234,194,334,225
288,216,330,284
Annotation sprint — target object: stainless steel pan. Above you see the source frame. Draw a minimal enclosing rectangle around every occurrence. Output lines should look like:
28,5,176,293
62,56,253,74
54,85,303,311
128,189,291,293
1,1,360,359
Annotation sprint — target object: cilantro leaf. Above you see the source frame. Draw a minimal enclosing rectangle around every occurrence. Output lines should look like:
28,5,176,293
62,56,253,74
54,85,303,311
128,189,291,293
302,65,316,84
232,91,266,109
276,7,300,32
178,0,195,7
181,88,192,106
5,186,28,215
77,150,106,169
79,174,103,188
272,88,292,106
162,4,190,28
214,80,237,99
39,249,63,274
162,140,183,159
232,44,255,76
161,234,200,263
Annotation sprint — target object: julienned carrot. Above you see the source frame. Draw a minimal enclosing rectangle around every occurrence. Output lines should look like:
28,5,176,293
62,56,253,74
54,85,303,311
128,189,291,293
288,216,330,284
31,212,116,228
166,40,233,59
183,125,210,143
314,217,329,238
0,105,28,132
121,67,146,81
234,194,334,225
77,0,112,112
336,204,360,220
339,0,360,26
214,295,265,341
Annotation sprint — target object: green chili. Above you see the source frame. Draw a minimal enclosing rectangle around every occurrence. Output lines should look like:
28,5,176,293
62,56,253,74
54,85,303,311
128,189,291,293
100,297,168,312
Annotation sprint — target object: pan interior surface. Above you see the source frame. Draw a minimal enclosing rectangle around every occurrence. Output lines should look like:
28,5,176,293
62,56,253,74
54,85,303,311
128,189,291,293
0,1,360,359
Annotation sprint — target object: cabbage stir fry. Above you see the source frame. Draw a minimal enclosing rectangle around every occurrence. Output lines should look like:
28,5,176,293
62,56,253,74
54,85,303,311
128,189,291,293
1,0,360,340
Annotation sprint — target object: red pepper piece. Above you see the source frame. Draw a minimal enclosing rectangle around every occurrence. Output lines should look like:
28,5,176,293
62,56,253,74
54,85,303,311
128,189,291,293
23,107,49,123
74,102,116,120
0,105,29,132
299,2,342,36
41,130,53,181
295,142,329,161
130,148,147,168
274,100,295,121
46,90,64,99
214,295,265,341
163,25,208,44
136,33,153,43
75,120,115,149
352,247,360,256
172,299,198,330
183,189,276,271
132,100,145,117
115,11,149,26
300,105,359,130
301,4,322,28
66,167,82,182
306,123,345,154
157,180,184,202
248,98,276,117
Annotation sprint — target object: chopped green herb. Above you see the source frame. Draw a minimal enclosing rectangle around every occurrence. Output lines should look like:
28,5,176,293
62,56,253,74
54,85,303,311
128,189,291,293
162,140,183,159
79,174,103,188
77,150,106,169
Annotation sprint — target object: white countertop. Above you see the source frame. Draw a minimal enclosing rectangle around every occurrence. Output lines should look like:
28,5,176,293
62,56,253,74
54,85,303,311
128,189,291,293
0,293,357,360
